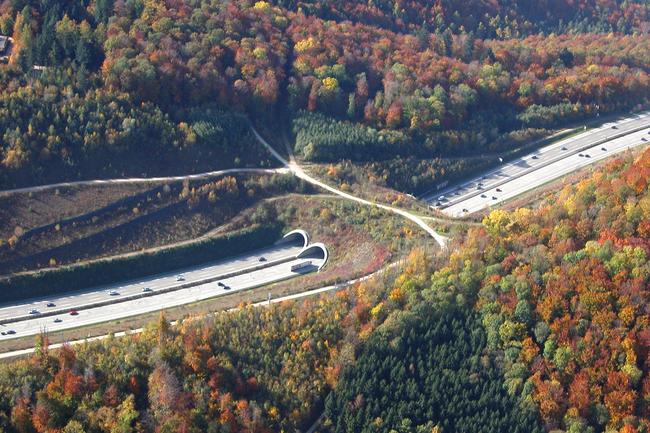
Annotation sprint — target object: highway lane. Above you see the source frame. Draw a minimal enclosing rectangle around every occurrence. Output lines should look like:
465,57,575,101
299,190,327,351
424,111,650,216
0,242,304,322
0,257,324,340
442,127,650,216
0,256,384,359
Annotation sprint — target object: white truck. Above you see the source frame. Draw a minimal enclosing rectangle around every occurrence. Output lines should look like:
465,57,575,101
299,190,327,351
290,261,312,272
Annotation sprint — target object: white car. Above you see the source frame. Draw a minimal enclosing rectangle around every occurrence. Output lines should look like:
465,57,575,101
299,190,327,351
108,290,119,296
142,287,153,293
28,309,40,315
176,275,185,281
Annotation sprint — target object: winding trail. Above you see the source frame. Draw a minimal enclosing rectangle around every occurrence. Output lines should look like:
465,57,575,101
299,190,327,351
0,167,289,196
250,127,449,249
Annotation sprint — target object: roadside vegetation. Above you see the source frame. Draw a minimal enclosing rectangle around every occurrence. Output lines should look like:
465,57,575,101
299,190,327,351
1,1,650,432
3,142,650,433
0,173,309,273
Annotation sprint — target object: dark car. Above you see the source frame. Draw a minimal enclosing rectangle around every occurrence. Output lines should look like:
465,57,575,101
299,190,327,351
217,282,226,287
462,208,468,213
531,155,538,159
492,196,497,200
46,302,56,307
480,194,487,198
579,153,584,157
6,330,15,335
612,125,618,129
561,146,568,150
584,154,591,158
601,147,607,151
496,188,502,192
54,318,62,323
258,257,266,262
69,310,79,316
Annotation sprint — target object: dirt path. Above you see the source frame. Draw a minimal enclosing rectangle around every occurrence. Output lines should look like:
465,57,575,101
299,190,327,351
0,167,290,196
249,127,449,249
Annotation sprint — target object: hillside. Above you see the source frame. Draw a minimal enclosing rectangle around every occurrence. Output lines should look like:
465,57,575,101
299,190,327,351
0,0,648,189
2,148,650,432
1,1,650,432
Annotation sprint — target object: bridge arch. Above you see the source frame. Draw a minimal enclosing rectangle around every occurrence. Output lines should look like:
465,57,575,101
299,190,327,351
297,242,329,271
277,229,310,248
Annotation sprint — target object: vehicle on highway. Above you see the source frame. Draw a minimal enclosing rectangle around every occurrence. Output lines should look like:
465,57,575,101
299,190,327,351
462,208,468,213
142,287,153,293
223,285,231,290
258,257,267,262
217,281,225,287
54,318,62,323
291,261,312,272
492,196,497,200
579,153,584,157
476,185,482,190
6,330,15,335
69,310,79,316
438,195,445,201
561,146,568,150
480,194,487,198
435,201,441,206
531,155,538,159
108,290,119,296
585,154,590,158
496,188,502,192
28,309,40,315
46,302,56,307
601,147,607,151
176,275,185,281
612,125,618,129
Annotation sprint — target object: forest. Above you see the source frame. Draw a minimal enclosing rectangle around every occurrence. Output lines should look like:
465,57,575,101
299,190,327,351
0,0,650,432
0,0,648,187
323,305,543,433
4,146,650,432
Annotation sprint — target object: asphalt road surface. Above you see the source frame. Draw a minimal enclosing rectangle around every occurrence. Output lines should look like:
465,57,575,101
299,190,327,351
0,256,324,340
0,242,311,338
426,111,650,217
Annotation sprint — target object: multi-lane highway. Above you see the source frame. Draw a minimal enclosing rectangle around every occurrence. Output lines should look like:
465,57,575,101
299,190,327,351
0,236,326,340
426,111,650,217
0,256,324,340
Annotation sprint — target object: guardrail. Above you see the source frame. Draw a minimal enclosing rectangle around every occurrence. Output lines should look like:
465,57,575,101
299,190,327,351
0,255,297,326
437,120,650,211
